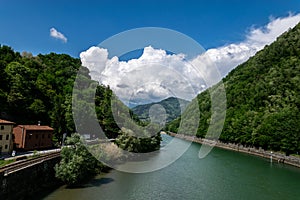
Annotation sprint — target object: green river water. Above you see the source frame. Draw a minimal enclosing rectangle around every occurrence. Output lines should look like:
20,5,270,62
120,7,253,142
42,135,300,200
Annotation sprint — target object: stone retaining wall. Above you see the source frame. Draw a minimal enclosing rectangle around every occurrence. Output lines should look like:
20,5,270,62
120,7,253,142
0,157,61,200
168,132,300,168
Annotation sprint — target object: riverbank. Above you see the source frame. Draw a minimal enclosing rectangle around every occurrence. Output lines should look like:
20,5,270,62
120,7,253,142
167,132,300,168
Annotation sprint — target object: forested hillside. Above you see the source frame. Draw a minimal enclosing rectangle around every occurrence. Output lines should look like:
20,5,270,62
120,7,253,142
0,46,160,152
0,47,80,142
167,23,300,155
132,97,190,122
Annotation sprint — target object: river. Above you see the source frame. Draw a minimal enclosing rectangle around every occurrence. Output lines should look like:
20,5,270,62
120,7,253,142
41,135,300,200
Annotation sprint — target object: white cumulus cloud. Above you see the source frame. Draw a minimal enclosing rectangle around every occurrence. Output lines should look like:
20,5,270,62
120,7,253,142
50,27,67,43
80,13,300,105
80,46,204,105
204,13,300,77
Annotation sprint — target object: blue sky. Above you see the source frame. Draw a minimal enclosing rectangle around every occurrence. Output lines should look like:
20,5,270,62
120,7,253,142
0,0,300,57
1,1,300,105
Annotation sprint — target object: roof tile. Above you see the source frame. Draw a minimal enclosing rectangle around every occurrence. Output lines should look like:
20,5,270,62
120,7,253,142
17,125,54,131
0,119,15,124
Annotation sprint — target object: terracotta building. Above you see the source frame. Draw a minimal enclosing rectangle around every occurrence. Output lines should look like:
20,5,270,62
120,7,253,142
0,119,15,155
13,124,53,151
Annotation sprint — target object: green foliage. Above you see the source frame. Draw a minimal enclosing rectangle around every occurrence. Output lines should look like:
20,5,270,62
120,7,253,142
93,84,162,152
94,86,121,138
54,133,103,185
0,47,80,141
33,150,39,157
0,159,15,167
115,127,161,153
167,23,300,155
0,44,161,154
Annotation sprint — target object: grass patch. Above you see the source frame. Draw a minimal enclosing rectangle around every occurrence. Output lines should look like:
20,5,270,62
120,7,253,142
0,159,15,167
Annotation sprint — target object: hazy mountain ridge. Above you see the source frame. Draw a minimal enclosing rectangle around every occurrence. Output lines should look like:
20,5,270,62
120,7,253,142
131,97,190,123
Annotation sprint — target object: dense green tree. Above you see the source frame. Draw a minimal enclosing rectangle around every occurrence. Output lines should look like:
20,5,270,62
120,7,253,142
54,133,103,185
0,48,81,140
116,127,161,153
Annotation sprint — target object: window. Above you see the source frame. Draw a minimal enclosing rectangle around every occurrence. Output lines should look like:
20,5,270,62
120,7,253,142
4,145,8,149
48,134,51,139
28,135,31,139
0,135,2,140
0,125,4,130
36,134,38,139
42,134,45,139
6,134,9,140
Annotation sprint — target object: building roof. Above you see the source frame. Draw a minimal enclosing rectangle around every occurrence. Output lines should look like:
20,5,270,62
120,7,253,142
0,119,15,124
16,125,54,131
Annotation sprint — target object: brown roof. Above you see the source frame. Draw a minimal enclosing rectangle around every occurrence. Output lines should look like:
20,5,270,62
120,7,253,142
17,125,54,131
0,119,15,124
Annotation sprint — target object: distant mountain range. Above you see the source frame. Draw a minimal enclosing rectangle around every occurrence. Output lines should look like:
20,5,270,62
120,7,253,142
131,97,190,123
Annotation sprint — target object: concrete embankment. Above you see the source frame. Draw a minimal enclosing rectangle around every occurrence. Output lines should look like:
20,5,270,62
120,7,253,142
167,132,300,168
